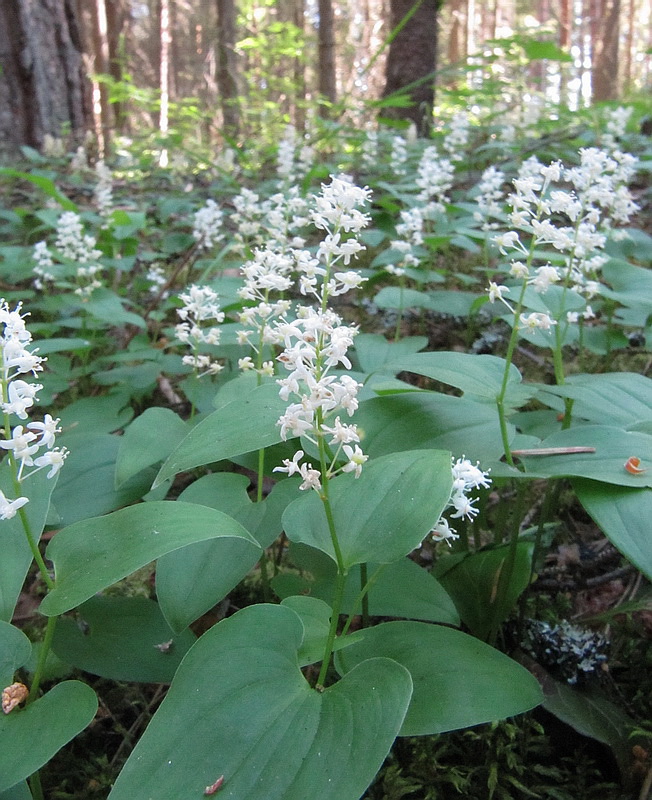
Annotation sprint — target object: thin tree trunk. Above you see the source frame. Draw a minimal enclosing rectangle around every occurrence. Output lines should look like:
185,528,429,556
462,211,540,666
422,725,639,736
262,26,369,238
216,0,239,138
159,0,170,166
318,0,337,115
382,0,439,135
592,0,621,100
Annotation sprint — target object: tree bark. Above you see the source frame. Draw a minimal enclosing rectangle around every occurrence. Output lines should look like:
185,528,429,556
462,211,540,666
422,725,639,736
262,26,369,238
591,0,621,100
216,0,240,138
318,0,337,115
0,0,91,155
382,0,440,135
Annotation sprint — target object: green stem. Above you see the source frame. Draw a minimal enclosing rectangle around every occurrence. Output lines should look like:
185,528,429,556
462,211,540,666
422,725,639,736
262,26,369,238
316,568,347,689
342,564,387,638
256,447,272,600
360,562,370,628
394,280,405,343
27,615,58,703
496,281,528,468
28,771,45,800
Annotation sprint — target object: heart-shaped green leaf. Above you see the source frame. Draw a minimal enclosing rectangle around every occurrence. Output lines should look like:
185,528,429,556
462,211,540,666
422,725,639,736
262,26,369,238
434,542,534,640
115,407,188,487
336,621,543,735
156,474,266,632
52,596,196,682
282,450,452,568
153,382,288,487
574,480,652,582
354,393,511,462
40,502,259,616
0,681,97,792
109,604,412,800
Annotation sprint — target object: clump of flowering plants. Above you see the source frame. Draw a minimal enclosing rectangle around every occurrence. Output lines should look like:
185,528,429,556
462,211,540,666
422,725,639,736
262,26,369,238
3,104,651,800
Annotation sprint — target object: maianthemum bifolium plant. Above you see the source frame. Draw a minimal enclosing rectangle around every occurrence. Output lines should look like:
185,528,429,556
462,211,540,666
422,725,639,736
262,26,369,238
0,100,651,800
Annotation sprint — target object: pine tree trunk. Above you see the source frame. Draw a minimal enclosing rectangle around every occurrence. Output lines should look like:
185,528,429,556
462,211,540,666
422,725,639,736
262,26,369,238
0,0,91,155
216,0,240,138
382,0,440,135
318,0,337,115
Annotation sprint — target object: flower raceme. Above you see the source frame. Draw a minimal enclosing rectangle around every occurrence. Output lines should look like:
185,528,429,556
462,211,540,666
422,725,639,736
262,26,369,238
273,176,371,491
430,457,492,545
0,301,68,518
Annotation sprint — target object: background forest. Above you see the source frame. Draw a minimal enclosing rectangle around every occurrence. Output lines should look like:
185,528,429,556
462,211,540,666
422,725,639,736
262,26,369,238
1,2,652,800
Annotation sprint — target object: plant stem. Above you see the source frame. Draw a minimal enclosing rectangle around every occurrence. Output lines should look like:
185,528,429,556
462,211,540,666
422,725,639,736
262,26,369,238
496,281,528,468
28,615,58,703
360,562,370,627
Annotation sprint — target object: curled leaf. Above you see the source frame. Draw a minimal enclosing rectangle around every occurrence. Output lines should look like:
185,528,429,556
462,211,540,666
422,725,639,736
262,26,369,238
2,682,28,714
624,456,647,475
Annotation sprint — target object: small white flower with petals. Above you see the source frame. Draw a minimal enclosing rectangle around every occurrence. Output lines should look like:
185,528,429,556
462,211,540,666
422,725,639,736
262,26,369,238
519,312,557,332
0,490,29,520
487,282,510,305
431,517,459,545
26,415,61,448
341,444,368,478
33,447,68,479
273,450,305,477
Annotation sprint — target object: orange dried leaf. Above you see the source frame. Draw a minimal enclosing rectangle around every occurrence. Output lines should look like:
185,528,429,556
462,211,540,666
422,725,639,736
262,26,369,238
2,682,28,714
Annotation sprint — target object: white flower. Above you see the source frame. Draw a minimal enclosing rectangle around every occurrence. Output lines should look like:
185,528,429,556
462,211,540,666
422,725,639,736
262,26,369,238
26,414,60,448
341,444,368,478
519,312,557,332
487,282,510,304
273,450,305,477
33,447,68,479
0,490,29,519
431,517,459,545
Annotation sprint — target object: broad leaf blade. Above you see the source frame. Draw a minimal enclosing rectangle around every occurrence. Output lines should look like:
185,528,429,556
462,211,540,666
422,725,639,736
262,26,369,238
0,681,97,792
336,621,543,735
109,604,412,800
154,383,288,487
282,450,452,568
40,502,259,616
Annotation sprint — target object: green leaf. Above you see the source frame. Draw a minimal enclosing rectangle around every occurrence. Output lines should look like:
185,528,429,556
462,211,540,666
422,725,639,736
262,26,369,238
40,502,258,616
0,622,31,686
116,407,188,487
31,337,91,355
435,542,534,640
108,605,412,800
83,289,145,329
283,450,452,569
514,426,652,487
0,169,77,211
0,467,59,622
58,392,133,437
154,382,288,487
275,546,459,625
0,681,97,792
354,333,428,373
374,286,433,311
336,621,543,735
384,351,532,406
52,434,154,526
156,474,264,632
542,679,633,776
52,596,196,682
0,780,32,799
537,372,652,429
574,480,652,582
521,39,572,61
355,392,511,463
280,596,335,666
